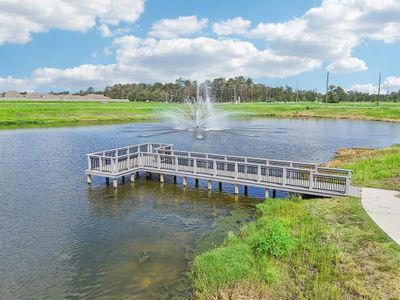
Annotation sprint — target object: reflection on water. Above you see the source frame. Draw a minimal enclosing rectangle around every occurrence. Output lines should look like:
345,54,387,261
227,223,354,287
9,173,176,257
72,181,256,299
1,118,400,299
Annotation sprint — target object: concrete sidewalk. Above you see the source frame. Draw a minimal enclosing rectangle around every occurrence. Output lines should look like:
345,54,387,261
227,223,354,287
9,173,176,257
361,188,400,245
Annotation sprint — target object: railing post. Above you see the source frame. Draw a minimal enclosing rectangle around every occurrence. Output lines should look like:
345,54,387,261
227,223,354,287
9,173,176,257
213,160,217,176
87,156,92,170
235,162,238,179
345,175,351,194
99,156,102,172
282,167,287,185
111,158,116,175
193,158,197,174
310,170,314,189
127,154,130,169
175,157,178,171
257,165,261,182
157,154,161,169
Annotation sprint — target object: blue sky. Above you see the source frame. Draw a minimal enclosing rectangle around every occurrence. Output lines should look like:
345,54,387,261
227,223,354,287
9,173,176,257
0,0,399,93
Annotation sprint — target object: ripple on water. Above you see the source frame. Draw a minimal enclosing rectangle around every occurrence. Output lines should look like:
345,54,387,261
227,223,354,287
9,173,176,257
1,119,399,299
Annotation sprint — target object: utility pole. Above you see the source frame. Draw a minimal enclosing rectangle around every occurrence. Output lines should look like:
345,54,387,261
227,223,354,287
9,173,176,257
377,73,381,106
325,71,330,107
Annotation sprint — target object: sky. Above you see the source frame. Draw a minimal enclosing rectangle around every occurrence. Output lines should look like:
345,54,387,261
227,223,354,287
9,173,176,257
0,0,400,93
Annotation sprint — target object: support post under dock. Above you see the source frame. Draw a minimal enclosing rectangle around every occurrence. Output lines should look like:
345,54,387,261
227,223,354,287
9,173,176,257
265,188,270,199
86,143,356,198
160,173,164,183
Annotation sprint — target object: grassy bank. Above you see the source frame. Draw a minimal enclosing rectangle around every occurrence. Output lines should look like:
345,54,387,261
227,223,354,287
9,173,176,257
192,145,400,299
325,145,400,191
1,101,400,129
219,101,400,122
193,197,400,299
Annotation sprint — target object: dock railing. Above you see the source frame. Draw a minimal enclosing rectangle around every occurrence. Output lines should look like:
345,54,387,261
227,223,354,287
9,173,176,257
86,143,354,196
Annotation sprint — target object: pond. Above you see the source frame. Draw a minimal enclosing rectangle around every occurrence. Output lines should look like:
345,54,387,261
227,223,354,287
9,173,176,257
1,118,399,299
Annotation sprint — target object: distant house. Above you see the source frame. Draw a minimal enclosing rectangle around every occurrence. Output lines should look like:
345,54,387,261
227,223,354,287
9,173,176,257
1,91,128,102
3,91,24,99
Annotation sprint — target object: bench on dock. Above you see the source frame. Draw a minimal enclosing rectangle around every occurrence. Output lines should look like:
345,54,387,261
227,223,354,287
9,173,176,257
86,143,359,198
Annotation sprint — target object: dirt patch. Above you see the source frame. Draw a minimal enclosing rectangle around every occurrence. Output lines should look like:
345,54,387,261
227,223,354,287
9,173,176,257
323,148,375,168
387,176,400,186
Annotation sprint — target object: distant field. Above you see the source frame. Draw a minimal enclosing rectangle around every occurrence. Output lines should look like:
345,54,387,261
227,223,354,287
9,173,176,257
217,101,400,122
0,100,399,129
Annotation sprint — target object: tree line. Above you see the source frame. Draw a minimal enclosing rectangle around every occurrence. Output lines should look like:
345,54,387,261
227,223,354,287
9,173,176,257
102,76,400,103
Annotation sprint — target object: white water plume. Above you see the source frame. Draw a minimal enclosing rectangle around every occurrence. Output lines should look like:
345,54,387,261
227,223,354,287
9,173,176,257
135,81,269,140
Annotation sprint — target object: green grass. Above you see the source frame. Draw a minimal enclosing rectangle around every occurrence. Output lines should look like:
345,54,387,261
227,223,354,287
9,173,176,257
193,197,400,299
325,145,400,191
1,101,400,129
0,101,179,128
193,145,400,299
218,101,400,122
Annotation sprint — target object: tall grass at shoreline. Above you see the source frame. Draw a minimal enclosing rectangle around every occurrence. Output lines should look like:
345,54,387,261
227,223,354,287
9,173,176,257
193,144,400,299
325,145,400,191
193,197,400,299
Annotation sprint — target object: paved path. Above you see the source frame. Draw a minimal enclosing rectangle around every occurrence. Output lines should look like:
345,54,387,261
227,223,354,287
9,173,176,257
361,188,400,245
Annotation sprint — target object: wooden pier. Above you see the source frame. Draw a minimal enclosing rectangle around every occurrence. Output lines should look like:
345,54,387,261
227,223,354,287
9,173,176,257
86,143,360,198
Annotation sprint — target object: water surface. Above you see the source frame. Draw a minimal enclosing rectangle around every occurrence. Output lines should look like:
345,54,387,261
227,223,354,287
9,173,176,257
1,118,399,299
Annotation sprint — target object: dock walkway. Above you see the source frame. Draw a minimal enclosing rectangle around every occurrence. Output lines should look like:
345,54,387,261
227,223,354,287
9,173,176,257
86,143,360,198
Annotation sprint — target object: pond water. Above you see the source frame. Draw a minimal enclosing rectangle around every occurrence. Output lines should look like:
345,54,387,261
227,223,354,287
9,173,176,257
1,118,399,299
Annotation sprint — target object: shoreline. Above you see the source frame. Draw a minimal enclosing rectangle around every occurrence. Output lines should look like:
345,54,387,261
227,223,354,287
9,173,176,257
191,144,400,299
1,111,399,131
1,101,400,130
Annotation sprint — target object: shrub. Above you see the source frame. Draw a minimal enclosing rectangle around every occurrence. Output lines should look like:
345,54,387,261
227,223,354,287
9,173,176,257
250,220,294,257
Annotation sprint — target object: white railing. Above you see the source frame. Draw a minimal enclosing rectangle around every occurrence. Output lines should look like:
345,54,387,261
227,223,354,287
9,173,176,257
87,143,352,195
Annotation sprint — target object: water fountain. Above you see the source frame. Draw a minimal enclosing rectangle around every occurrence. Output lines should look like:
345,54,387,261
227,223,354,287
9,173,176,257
134,81,267,140
160,82,230,139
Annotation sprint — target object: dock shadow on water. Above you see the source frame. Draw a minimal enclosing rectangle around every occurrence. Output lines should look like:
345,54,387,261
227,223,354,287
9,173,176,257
71,178,258,299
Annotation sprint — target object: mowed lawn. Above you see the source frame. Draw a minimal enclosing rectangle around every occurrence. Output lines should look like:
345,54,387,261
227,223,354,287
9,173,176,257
217,101,400,122
0,101,177,128
1,101,400,128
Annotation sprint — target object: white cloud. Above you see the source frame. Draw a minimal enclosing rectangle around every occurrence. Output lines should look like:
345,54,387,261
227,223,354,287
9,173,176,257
383,76,400,90
149,16,208,39
0,76,33,92
0,0,145,44
348,83,377,94
245,0,400,71
212,17,251,35
97,24,113,38
0,36,320,91
349,75,400,94
2,0,400,91
112,36,320,81
327,57,367,73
